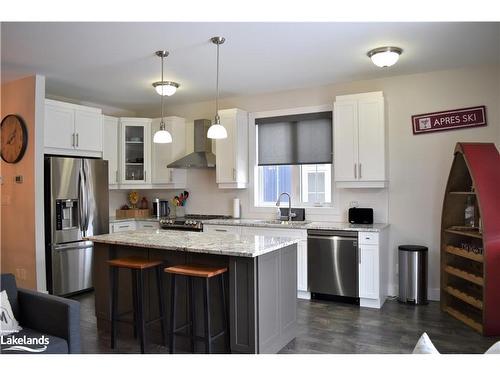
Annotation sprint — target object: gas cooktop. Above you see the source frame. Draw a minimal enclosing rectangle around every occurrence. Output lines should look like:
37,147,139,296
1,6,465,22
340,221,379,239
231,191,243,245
159,214,232,232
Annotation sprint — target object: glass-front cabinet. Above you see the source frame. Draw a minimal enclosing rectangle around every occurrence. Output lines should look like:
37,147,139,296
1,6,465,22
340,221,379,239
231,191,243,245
119,118,151,185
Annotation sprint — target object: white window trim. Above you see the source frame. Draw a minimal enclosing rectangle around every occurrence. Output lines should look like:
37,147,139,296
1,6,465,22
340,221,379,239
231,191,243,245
247,104,339,217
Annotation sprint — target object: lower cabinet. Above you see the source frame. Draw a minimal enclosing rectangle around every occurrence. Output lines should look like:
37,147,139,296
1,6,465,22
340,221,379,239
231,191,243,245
204,225,242,235
110,221,136,233
137,221,159,230
110,220,159,233
239,226,308,299
359,244,379,300
358,231,387,308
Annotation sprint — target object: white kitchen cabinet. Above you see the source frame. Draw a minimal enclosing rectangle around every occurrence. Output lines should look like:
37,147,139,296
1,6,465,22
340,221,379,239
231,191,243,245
44,101,75,150
215,109,248,189
119,118,151,186
74,110,103,153
44,99,102,157
204,224,242,235
137,221,159,230
359,244,379,300
239,226,309,299
151,117,187,188
110,221,137,233
334,92,386,188
103,115,119,188
358,231,387,308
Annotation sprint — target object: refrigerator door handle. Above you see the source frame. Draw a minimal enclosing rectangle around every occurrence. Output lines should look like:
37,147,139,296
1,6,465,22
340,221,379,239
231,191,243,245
83,161,90,233
78,162,88,236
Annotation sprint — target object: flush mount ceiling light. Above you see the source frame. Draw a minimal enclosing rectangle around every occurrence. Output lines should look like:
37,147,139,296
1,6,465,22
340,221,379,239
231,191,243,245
207,36,228,140
153,50,173,144
367,46,403,68
152,50,180,96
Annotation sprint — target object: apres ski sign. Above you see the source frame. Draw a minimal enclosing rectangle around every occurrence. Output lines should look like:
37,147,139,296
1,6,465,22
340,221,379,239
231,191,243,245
412,106,487,135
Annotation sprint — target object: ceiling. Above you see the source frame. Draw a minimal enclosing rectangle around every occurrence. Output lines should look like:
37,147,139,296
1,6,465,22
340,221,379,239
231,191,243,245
2,22,499,115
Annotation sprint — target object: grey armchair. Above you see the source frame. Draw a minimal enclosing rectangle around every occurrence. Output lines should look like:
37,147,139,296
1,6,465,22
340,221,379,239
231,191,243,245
1,273,81,354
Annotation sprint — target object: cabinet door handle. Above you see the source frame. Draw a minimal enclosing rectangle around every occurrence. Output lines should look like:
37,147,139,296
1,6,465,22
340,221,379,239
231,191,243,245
72,133,75,147
144,170,147,181
76,133,79,147
359,163,362,179
118,225,129,229
215,229,227,232
354,163,357,179
233,168,236,181
115,170,118,183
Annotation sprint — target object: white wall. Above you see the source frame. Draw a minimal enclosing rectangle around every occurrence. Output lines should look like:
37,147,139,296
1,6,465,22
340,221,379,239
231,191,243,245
128,64,498,300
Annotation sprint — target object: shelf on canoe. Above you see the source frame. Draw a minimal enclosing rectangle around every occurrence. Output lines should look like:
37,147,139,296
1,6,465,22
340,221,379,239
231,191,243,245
444,245,483,263
444,285,483,310
444,228,483,239
444,306,483,334
444,265,484,286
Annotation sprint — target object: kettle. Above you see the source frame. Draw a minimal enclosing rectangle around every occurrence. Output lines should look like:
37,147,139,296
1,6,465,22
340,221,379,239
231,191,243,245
153,198,170,219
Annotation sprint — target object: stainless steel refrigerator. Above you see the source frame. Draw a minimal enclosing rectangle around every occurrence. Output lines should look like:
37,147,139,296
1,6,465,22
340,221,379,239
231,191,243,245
44,156,109,296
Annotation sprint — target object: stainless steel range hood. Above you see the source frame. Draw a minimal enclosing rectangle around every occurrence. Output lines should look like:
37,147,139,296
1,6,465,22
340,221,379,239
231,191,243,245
167,119,216,168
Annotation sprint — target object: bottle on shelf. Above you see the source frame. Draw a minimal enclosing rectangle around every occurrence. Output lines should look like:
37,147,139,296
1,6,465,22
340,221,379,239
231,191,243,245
465,195,475,227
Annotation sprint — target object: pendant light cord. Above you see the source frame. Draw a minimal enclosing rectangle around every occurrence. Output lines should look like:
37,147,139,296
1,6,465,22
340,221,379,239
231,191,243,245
160,54,165,129
215,41,220,121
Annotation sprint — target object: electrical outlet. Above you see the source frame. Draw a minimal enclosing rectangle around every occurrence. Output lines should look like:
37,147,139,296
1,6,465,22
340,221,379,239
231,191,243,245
349,201,359,208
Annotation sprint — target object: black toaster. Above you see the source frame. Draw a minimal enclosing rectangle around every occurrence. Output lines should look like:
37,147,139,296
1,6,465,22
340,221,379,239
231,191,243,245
348,207,374,224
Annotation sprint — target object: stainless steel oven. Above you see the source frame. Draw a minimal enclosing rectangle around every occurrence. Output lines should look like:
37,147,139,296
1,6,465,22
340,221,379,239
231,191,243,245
307,230,359,301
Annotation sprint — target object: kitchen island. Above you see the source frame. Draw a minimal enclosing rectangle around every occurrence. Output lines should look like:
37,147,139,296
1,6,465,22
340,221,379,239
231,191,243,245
88,229,299,354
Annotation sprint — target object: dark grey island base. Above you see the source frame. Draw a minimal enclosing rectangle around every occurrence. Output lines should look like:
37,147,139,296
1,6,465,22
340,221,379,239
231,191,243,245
92,241,297,353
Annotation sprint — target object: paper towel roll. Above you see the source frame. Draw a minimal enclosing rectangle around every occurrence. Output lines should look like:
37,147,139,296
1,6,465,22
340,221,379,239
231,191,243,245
232,198,240,218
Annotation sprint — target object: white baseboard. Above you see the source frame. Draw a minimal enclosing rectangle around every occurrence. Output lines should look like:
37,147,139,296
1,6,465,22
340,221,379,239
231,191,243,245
297,290,311,300
388,284,440,302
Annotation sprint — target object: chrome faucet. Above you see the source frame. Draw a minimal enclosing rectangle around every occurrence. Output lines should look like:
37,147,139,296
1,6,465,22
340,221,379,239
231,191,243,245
276,192,296,222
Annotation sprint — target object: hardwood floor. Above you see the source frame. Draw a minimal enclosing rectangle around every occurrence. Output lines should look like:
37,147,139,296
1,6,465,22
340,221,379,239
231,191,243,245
72,292,498,354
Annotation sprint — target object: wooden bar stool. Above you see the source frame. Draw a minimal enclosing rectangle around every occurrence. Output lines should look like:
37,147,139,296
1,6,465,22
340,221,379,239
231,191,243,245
108,256,167,353
165,264,229,354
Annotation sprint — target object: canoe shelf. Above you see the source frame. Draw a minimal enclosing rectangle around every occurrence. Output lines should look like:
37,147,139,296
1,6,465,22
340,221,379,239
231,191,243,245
441,143,500,336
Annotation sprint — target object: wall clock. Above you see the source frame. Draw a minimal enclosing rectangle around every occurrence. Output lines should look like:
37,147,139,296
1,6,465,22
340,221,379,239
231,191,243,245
1,114,28,163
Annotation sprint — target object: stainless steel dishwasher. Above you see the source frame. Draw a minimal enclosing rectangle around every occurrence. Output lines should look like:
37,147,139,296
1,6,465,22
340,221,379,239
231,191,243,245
307,230,359,302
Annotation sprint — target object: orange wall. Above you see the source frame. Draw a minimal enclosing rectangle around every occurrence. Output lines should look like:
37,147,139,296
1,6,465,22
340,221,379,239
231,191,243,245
1,76,37,289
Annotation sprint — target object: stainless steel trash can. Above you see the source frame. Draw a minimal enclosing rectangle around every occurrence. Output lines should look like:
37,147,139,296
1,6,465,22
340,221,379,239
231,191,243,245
398,245,428,304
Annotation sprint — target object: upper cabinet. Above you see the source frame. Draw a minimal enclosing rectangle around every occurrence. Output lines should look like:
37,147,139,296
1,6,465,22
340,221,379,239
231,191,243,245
44,99,102,157
334,92,386,188
216,108,248,189
119,118,151,186
151,117,187,188
102,116,119,188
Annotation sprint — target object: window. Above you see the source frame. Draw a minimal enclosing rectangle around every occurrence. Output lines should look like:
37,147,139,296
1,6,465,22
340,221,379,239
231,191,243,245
255,109,333,208
258,164,332,207
301,164,331,204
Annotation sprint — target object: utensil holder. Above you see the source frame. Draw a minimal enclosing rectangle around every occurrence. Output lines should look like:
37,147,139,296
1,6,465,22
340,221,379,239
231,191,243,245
172,206,185,218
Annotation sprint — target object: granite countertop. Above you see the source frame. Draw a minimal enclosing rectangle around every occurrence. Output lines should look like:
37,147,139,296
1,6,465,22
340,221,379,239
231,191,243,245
109,216,159,223
87,229,300,258
202,218,389,232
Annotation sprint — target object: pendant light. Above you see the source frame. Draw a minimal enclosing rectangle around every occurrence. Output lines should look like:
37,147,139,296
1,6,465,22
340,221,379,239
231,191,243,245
367,46,403,68
207,36,228,139
152,50,180,96
153,50,173,144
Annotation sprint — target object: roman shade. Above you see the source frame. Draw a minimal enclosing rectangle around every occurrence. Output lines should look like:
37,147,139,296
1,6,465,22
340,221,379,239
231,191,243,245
256,111,332,166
